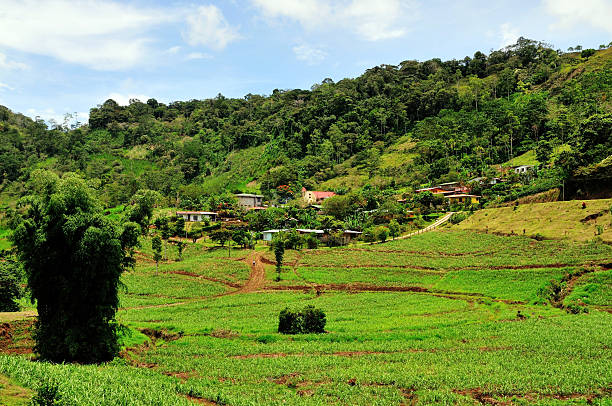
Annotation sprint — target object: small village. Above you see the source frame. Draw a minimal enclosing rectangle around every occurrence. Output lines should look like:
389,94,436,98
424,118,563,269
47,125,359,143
168,164,537,248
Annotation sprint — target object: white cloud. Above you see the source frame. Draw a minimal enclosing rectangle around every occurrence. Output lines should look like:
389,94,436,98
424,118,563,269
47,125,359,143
293,44,327,65
252,0,418,41
0,1,239,70
0,82,14,91
106,93,151,106
186,52,213,60
251,0,331,29
343,0,410,41
544,0,612,34
0,53,28,71
499,23,520,48
184,5,241,50
166,46,182,55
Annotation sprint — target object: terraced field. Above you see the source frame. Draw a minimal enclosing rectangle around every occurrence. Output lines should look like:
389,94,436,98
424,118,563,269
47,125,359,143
1,230,611,405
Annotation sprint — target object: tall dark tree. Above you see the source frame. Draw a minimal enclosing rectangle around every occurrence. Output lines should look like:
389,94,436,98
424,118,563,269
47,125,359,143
0,259,23,312
11,170,138,363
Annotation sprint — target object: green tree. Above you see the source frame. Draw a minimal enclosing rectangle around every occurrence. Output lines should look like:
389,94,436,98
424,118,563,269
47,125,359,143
0,260,23,312
187,223,203,243
535,140,553,165
11,171,137,363
362,227,376,243
175,240,186,261
271,236,285,282
174,216,186,237
127,189,160,234
388,220,400,240
152,236,162,274
376,226,389,243
210,227,232,247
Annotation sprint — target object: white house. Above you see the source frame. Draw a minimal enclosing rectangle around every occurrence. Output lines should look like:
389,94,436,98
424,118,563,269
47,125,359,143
513,165,534,174
262,229,288,241
176,211,218,222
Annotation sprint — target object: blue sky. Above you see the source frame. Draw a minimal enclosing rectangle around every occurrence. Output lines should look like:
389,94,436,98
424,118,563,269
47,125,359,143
0,0,610,125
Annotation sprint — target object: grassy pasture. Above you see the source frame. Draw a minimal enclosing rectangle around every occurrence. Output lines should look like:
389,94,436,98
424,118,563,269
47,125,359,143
457,199,612,243
0,230,611,405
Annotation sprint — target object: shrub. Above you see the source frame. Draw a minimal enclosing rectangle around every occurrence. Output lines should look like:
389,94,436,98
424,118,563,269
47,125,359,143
284,229,304,250
32,379,62,406
301,305,327,333
565,302,588,314
449,212,467,224
375,226,389,243
278,308,300,334
278,305,326,334
581,48,596,59
362,227,376,243
304,234,319,249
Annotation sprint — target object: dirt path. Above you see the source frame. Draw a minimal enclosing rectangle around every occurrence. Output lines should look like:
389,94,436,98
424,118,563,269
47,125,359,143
234,252,267,294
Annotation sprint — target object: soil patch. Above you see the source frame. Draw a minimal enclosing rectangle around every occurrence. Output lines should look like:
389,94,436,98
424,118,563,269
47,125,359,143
182,394,218,405
139,328,183,342
161,370,199,382
209,329,239,339
580,210,607,224
453,387,608,404
0,320,35,355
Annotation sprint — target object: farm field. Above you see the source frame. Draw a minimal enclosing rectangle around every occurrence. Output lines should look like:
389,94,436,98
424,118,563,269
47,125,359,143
1,230,612,405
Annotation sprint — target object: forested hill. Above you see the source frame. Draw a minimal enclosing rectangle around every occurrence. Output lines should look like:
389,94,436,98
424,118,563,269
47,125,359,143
1,38,612,208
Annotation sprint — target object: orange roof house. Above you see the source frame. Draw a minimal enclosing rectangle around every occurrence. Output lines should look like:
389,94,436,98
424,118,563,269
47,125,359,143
301,187,336,204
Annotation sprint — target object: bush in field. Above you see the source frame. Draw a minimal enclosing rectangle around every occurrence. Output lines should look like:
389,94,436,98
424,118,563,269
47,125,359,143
376,226,389,243
325,230,344,247
449,212,468,224
0,260,23,312
388,220,400,239
304,234,319,249
11,170,138,363
284,229,304,250
278,305,326,334
362,227,376,243
32,379,62,406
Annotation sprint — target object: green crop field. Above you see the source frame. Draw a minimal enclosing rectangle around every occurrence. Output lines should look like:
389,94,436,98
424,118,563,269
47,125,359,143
1,230,611,405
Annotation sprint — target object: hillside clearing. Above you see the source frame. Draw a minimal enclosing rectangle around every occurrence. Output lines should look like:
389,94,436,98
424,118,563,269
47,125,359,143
457,198,612,243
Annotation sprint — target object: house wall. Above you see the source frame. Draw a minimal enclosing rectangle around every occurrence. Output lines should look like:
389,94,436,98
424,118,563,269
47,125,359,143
237,196,262,207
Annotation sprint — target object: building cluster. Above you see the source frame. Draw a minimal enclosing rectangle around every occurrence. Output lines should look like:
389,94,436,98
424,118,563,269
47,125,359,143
414,181,481,205
413,164,536,205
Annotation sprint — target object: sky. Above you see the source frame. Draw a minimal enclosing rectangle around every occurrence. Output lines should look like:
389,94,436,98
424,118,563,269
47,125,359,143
0,0,611,125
